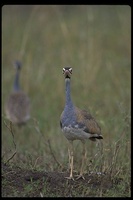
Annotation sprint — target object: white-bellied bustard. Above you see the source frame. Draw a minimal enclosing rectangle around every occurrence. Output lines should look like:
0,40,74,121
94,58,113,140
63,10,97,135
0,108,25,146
5,61,30,126
60,67,103,180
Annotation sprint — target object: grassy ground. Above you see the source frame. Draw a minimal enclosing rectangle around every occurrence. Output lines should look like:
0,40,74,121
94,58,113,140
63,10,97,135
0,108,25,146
2,5,131,197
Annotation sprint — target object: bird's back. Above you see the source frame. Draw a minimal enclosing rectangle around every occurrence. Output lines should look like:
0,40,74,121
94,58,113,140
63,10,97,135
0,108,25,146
5,90,30,125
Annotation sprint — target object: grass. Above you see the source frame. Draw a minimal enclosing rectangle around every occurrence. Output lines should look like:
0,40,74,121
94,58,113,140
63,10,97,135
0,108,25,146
2,5,131,197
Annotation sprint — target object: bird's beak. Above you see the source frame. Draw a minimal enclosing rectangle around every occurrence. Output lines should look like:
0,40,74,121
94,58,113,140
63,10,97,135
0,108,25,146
65,70,71,78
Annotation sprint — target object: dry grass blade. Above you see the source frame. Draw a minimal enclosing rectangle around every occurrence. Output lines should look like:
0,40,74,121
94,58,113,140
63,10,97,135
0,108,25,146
47,139,62,169
3,121,17,164
33,117,62,169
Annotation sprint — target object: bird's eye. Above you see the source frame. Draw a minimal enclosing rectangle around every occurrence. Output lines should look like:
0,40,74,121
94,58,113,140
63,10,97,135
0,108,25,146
62,68,65,74
69,68,72,74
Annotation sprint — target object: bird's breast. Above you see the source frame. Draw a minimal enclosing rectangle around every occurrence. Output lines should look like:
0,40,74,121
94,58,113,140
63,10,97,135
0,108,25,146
61,125,92,141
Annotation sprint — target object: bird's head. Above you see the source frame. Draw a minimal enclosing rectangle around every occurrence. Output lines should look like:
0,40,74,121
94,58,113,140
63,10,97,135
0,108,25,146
14,60,22,70
63,67,72,79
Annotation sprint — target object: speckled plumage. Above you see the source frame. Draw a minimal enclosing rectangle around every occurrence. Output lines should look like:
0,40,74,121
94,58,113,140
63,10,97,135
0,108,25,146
60,67,103,180
5,61,30,125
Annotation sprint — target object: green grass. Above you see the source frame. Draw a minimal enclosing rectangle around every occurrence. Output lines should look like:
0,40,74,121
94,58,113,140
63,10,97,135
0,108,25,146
2,5,131,197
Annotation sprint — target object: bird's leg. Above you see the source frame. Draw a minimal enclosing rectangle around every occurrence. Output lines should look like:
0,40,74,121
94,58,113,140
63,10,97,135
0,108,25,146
68,146,71,167
65,140,74,180
76,140,86,180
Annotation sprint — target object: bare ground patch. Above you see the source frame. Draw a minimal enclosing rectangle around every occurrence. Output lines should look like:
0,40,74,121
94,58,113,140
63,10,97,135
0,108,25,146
2,162,124,197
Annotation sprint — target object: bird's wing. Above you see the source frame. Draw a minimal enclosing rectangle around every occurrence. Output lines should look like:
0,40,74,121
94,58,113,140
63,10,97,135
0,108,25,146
60,111,64,128
75,107,101,135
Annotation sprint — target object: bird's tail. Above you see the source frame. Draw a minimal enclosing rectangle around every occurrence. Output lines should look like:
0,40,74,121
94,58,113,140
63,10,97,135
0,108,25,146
89,134,103,141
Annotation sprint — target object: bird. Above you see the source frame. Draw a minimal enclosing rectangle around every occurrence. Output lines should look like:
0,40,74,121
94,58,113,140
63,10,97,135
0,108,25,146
5,60,30,126
60,67,103,180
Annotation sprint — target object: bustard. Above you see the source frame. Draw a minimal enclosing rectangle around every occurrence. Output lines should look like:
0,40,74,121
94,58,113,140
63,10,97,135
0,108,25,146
60,67,103,180
5,61,30,126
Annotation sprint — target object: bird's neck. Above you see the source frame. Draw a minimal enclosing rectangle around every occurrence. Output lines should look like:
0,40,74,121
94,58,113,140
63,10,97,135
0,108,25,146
65,78,73,107
13,70,20,91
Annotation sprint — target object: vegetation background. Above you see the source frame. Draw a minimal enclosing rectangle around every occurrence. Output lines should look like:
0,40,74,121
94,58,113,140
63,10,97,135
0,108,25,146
2,5,131,197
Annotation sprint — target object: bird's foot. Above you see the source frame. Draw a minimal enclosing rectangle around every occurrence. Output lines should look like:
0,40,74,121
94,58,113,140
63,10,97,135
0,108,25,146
75,174,85,180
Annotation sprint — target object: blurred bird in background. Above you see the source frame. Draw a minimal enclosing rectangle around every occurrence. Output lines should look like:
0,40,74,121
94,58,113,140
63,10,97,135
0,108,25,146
5,61,30,126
